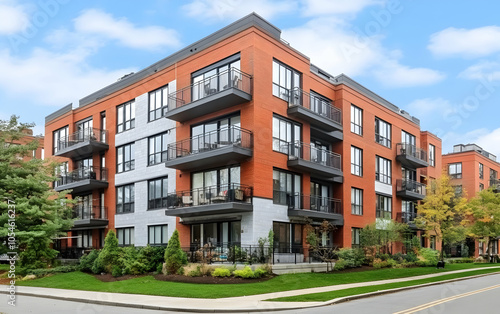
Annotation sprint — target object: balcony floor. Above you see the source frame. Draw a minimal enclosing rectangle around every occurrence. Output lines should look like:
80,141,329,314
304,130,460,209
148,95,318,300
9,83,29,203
54,180,108,194
288,106,342,132
288,209,344,225
165,202,253,218
396,190,426,201
71,218,109,230
55,141,108,159
396,154,429,169
288,159,343,179
165,145,252,171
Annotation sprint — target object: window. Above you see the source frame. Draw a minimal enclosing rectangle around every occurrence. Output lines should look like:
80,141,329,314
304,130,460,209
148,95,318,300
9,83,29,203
480,183,484,191
351,228,361,248
490,169,497,180
492,240,499,254
76,118,93,141
100,111,106,142
401,130,416,146
273,222,302,252
148,177,168,210
376,156,391,184
116,184,134,213
116,143,134,173
351,146,363,176
273,169,301,205
350,105,363,135
310,91,333,118
76,230,92,248
479,163,484,179
430,236,436,250
448,163,462,179
429,144,435,167
117,101,135,133
149,85,169,121
376,194,392,219
192,57,241,102
272,115,301,154
272,60,301,102
402,200,416,222
148,225,168,245
149,132,169,165
117,227,134,246
351,188,363,215
479,241,484,255
191,114,241,152
52,125,68,154
375,118,391,147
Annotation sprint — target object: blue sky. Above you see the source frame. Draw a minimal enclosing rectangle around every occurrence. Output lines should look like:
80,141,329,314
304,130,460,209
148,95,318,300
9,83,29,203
1,0,500,156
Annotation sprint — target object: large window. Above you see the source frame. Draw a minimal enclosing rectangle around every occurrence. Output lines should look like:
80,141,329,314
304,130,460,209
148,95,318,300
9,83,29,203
448,162,462,179
273,222,302,252
117,227,134,246
273,169,301,205
148,177,168,210
490,169,497,180
191,114,241,152
76,230,92,248
117,143,134,173
272,60,301,102
76,118,93,141
191,221,241,246
192,57,240,102
272,115,301,154
149,85,169,121
148,132,169,165
350,105,363,135
376,194,392,219
116,184,134,214
401,130,416,146
351,188,363,215
53,125,68,154
479,163,484,179
351,146,363,176
375,118,391,148
117,101,135,133
429,144,435,167
351,228,361,248
148,225,168,245
376,156,391,184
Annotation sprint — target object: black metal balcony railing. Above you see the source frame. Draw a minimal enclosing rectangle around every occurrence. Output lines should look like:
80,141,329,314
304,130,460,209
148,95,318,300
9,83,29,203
55,166,108,187
57,128,108,152
396,179,426,196
73,205,107,220
167,126,252,160
396,143,428,163
273,191,342,214
167,68,252,110
398,211,417,224
490,179,500,190
288,88,342,125
288,142,342,171
166,183,252,208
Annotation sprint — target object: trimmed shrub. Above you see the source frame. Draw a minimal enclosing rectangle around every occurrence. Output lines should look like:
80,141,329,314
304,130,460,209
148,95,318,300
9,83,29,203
139,245,166,272
111,265,122,277
188,265,203,277
79,250,99,272
94,230,121,273
404,252,419,263
373,258,389,269
233,266,254,279
333,259,348,271
212,268,231,277
26,266,78,278
337,248,365,268
417,248,439,266
448,257,474,264
91,255,105,274
253,267,268,278
164,230,188,275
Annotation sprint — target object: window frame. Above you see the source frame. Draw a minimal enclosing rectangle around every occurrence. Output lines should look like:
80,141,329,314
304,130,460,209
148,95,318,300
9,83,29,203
148,177,168,210
52,125,68,154
149,85,169,121
117,100,136,133
350,104,363,136
448,162,462,179
351,228,361,248
116,143,135,173
272,115,301,154
479,163,484,179
116,184,135,214
351,188,363,215
375,117,391,148
375,156,392,184
148,132,169,166
117,227,134,246
148,224,169,246
272,168,301,205
272,59,301,102
376,194,392,219
351,146,363,177
429,144,436,167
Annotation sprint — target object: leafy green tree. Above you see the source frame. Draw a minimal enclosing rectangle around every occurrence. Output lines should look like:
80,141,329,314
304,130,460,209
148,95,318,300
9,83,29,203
93,230,120,273
0,116,74,268
164,229,187,274
360,221,408,256
415,173,468,261
466,188,500,260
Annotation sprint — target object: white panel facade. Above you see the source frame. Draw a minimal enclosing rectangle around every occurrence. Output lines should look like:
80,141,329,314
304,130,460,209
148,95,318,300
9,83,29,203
374,181,393,196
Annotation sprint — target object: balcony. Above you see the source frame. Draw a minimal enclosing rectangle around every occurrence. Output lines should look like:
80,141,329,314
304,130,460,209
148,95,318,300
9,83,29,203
165,126,253,171
287,88,343,132
396,143,428,169
55,128,108,158
164,68,252,122
396,212,418,229
396,179,426,201
165,183,253,218
277,192,343,224
490,179,500,192
72,205,108,230
54,166,108,194
287,142,343,179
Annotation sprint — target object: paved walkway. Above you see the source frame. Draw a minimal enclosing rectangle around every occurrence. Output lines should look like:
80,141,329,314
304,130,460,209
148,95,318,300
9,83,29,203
2,266,500,312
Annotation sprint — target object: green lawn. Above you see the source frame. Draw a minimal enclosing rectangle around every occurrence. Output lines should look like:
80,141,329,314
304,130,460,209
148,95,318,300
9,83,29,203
16,264,500,299
0,264,9,271
268,267,500,302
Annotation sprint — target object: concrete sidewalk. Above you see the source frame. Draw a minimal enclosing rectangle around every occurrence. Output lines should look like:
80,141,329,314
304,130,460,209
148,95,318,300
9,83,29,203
2,266,500,312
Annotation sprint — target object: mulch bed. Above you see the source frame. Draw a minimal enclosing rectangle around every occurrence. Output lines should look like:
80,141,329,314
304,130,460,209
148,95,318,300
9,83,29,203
154,274,275,284
94,273,149,282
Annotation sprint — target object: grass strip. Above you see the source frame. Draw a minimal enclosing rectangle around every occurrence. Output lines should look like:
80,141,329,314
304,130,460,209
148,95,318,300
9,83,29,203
15,264,500,299
267,268,500,302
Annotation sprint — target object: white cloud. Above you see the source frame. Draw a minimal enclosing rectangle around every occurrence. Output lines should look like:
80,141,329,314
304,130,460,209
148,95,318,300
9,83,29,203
0,0,29,34
428,26,500,58
406,97,454,119
301,0,384,16
459,60,500,81
283,18,445,87
440,128,500,157
72,9,181,51
0,48,137,106
182,0,297,22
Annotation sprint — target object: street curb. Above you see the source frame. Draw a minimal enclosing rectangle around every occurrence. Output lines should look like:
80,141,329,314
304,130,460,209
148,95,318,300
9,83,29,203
2,270,500,313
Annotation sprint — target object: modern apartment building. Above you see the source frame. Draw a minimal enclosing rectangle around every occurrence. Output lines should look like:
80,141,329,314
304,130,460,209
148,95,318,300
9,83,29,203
45,13,441,259
442,143,500,257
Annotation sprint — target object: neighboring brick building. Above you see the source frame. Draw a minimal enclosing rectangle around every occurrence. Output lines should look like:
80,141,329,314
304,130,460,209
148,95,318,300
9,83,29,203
45,13,441,259
443,143,500,257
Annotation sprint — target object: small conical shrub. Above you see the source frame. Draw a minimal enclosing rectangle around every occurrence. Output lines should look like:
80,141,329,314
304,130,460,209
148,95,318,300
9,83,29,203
164,230,187,274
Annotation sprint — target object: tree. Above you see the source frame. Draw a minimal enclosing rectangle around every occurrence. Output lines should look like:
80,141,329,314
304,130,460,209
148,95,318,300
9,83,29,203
305,220,338,271
93,230,120,273
0,116,74,268
360,221,408,256
164,229,187,274
466,188,500,261
415,173,468,261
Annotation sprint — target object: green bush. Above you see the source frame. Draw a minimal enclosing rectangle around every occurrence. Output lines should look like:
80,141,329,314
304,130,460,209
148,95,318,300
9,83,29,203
447,257,474,264
212,268,231,277
233,266,255,279
333,259,348,271
337,248,365,268
91,255,105,274
164,230,188,275
79,250,99,273
373,259,389,269
253,267,268,278
404,252,419,263
139,245,165,272
26,266,78,278
419,248,439,266
386,258,397,268
375,253,391,261
111,265,122,277
94,230,121,273
188,265,203,277
120,246,148,275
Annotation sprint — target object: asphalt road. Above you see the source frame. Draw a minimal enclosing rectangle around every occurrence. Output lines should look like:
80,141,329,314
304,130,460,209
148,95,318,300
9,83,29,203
0,274,499,314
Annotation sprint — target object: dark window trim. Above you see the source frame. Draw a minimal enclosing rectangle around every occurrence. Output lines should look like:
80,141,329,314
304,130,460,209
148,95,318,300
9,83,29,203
375,117,391,148
350,104,363,136
191,53,241,78
116,184,135,214
116,142,135,173
351,187,363,216
148,176,168,210
148,132,169,166
148,84,169,122
272,114,302,155
116,100,136,133
148,224,169,246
